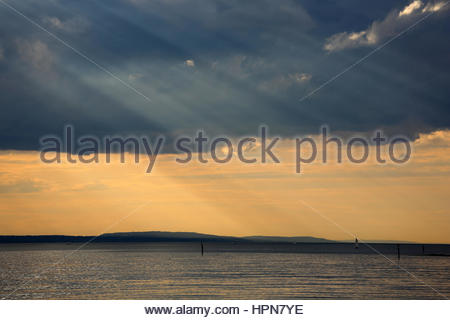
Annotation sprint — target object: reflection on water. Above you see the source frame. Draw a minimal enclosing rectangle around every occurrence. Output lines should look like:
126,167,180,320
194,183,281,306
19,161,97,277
0,243,449,299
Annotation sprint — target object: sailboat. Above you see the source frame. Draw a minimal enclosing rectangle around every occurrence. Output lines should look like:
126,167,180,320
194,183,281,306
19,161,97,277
354,237,359,249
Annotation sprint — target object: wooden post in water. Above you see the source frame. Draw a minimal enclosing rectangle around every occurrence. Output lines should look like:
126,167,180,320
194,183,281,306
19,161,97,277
422,244,425,255
397,244,400,261
201,240,204,256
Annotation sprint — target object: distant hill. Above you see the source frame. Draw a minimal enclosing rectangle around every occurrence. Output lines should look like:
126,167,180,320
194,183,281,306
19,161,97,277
99,231,242,242
243,236,334,243
0,231,334,243
339,239,415,244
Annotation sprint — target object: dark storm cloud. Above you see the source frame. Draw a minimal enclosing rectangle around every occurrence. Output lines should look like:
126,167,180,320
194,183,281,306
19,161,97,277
0,0,449,150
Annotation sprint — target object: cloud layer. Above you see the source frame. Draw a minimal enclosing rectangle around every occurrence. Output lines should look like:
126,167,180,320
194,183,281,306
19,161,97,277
0,0,449,150
324,1,448,51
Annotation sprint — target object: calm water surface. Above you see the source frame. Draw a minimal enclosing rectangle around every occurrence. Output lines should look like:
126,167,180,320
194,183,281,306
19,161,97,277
0,243,449,299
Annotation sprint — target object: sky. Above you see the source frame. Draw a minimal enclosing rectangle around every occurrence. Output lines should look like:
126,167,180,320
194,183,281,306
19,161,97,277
0,0,449,242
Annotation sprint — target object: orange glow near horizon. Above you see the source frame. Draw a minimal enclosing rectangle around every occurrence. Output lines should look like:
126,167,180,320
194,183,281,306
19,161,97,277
0,130,449,243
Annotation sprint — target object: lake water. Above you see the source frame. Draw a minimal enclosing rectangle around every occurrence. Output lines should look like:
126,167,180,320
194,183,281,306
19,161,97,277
0,243,449,299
